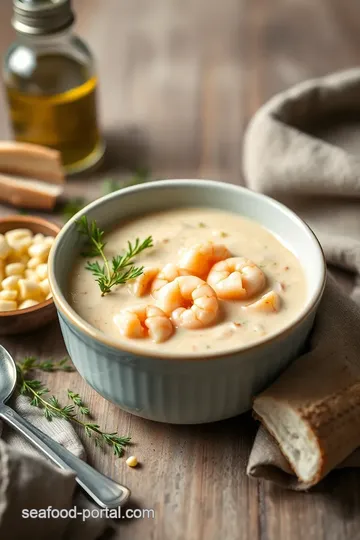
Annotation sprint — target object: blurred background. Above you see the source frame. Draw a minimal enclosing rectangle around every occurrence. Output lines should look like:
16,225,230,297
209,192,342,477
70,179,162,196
0,0,358,183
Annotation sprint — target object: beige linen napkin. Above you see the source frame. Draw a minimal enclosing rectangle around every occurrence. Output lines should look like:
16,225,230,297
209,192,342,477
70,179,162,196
0,393,114,539
243,67,360,489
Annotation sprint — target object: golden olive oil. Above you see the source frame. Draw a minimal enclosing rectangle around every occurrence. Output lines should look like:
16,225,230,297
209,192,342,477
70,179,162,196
5,53,103,174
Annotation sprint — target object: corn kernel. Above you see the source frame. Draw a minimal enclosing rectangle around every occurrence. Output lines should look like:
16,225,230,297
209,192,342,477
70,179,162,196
18,279,43,301
5,262,25,277
126,456,138,468
27,257,43,270
28,243,50,261
8,236,32,254
19,299,39,309
39,278,50,296
36,263,48,281
5,228,32,243
5,229,33,253
44,236,55,247
0,299,17,312
5,228,33,242
1,275,20,291
0,234,11,259
32,233,45,244
25,269,39,281
0,290,18,301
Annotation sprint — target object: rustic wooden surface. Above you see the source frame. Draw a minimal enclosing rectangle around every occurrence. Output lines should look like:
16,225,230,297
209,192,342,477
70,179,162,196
0,1,360,539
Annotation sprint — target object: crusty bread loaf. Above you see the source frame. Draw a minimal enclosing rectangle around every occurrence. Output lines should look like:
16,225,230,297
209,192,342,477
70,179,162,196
0,174,63,210
0,141,65,209
253,380,360,487
0,142,64,184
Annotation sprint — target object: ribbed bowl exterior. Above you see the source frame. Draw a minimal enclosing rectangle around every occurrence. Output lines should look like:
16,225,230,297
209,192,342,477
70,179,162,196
59,311,315,424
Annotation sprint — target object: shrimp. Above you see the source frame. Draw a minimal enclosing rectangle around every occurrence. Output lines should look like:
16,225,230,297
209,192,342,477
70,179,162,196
131,266,160,297
156,275,219,329
207,257,266,300
178,242,231,278
151,263,190,298
113,305,173,343
244,290,280,313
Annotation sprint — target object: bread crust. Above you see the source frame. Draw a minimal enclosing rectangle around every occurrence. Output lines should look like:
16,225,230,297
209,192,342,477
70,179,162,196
0,142,64,184
0,174,63,210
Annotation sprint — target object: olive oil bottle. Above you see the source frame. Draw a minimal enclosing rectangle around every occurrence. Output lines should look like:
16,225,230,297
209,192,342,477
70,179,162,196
3,0,105,175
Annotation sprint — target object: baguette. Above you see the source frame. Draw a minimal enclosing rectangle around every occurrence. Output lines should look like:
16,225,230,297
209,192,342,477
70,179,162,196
253,380,360,487
0,174,64,210
0,141,64,184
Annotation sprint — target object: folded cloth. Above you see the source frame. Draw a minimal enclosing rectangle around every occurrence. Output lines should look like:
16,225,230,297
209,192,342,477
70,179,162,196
0,393,114,539
243,67,360,490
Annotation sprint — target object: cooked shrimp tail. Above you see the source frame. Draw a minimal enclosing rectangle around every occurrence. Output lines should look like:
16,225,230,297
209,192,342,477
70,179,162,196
207,257,265,300
156,275,219,329
178,242,230,278
131,266,160,297
151,263,190,298
114,305,174,342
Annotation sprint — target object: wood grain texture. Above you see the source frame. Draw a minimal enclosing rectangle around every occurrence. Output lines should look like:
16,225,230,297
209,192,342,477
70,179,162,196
0,0,360,538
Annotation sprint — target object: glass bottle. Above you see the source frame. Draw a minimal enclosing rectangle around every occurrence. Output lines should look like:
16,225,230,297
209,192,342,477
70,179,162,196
3,0,105,175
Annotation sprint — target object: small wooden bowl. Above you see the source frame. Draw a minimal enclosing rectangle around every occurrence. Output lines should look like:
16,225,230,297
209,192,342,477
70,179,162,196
0,215,61,336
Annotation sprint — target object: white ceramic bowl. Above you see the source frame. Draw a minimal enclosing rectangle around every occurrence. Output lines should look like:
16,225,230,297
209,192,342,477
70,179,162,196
48,180,326,424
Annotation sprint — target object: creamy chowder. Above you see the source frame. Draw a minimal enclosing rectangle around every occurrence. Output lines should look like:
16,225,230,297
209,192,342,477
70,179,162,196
68,208,306,355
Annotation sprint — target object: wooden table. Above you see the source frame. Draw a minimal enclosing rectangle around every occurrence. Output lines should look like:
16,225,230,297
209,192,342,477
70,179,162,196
1,1,360,538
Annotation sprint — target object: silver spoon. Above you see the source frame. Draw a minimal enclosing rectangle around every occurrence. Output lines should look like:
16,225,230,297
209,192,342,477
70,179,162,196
0,345,130,509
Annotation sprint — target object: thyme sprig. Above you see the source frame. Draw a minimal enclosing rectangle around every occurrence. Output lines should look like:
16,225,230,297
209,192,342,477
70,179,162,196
102,167,151,196
16,358,131,458
19,356,74,375
76,215,153,296
67,390,90,416
62,197,87,222
62,168,151,222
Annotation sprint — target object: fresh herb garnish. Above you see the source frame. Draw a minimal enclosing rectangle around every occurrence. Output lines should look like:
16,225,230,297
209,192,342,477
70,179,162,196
16,357,131,457
67,390,90,416
62,197,87,222
76,215,153,296
130,167,151,184
62,169,152,222
102,168,151,196
19,356,74,373
102,178,122,195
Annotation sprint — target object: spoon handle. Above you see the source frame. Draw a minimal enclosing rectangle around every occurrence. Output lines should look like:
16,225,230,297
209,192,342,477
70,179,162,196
0,404,130,509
